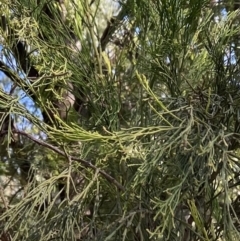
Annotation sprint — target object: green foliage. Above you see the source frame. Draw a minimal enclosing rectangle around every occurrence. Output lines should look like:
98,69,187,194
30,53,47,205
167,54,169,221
1,0,240,240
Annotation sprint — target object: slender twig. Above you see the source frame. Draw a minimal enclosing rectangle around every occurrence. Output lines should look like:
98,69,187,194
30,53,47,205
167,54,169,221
1,130,125,191
85,8,102,76
0,186,8,209
63,145,72,201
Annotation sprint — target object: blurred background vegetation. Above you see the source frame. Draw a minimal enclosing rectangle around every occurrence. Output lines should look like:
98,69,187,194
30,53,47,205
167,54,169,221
1,0,240,240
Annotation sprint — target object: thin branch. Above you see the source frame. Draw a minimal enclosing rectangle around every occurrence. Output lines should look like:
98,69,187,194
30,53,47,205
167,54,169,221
1,130,125,191
63,145,72,202
0,61,35,99
0,186,8,209
99,5,127,51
